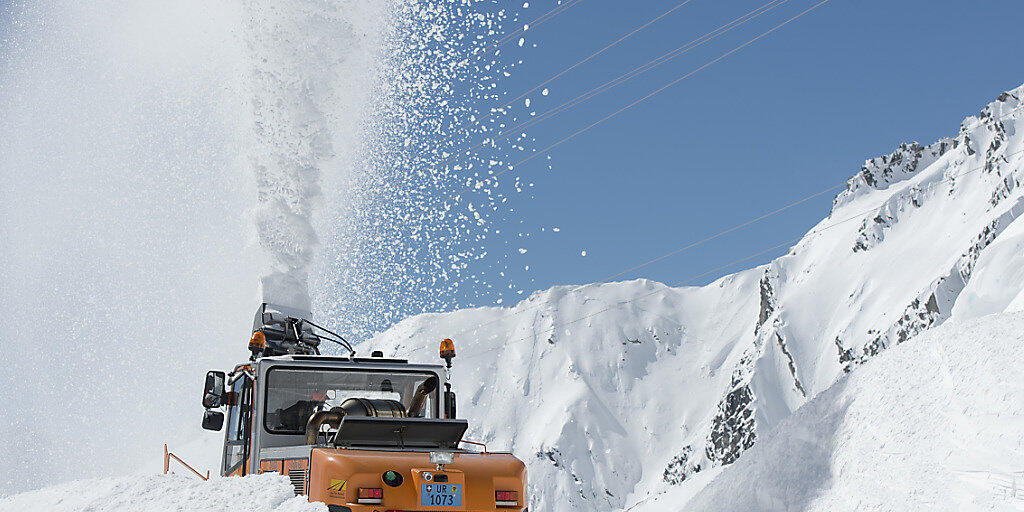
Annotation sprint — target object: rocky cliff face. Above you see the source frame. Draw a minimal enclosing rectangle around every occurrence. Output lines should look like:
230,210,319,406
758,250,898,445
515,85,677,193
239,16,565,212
368,85,1024,511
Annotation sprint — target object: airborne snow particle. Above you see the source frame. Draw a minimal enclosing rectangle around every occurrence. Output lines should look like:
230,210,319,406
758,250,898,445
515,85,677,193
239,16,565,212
518,38,525,47
542,88,549,95
552,227,560,232
581,250,587,257
312,0,537,339
525,98,530,107
518,248,528,254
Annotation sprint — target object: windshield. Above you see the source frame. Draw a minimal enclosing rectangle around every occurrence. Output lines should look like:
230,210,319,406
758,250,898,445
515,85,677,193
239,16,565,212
264,367,440,435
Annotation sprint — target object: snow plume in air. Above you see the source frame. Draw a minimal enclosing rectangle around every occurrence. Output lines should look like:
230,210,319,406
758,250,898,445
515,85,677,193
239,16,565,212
0,0,256,496
315,1,540,339
240,0,368,312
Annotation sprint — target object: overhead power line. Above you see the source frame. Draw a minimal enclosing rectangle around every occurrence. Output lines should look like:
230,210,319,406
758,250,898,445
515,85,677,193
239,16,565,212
443,0,702,158
494,0,833,178
505,0,699,108
454,105,1024,347
465,145,1024,359
491,0,788,145
497,0,585,47
444,0,835,341
444,0,786,172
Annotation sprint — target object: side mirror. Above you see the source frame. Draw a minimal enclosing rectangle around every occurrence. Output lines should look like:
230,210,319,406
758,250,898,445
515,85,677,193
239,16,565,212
202,409,225,431
202,371,226,408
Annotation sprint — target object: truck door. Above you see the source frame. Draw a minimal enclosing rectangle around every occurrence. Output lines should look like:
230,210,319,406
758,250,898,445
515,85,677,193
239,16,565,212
223,375,253,477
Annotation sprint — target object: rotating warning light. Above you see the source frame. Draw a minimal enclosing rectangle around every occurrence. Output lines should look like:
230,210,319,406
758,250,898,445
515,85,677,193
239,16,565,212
439,338,456,365
249,332,266,351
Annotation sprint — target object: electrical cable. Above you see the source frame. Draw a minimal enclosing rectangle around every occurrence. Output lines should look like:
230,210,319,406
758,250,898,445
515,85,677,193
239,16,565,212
506,0,699,108
453,105,1024,350
492,0,788,144
493,0,833,179
497,0,585,47
304,319,357,356
466,145,1024,359
441,0,786,169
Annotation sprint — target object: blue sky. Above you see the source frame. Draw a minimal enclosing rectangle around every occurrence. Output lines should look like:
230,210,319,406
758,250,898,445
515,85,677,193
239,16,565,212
2,0,1020,314
471,0,1024,303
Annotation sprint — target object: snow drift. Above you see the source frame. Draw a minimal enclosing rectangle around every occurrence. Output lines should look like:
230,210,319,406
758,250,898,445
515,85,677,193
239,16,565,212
685,311,1024,511
0,474,323,512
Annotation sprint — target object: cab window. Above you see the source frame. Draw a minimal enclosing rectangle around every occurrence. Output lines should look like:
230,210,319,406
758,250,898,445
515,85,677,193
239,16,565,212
264,367,439,435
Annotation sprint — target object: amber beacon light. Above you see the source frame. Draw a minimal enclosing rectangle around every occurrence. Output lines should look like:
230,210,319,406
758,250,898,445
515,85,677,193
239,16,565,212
248,331,266,351
439,338,456,367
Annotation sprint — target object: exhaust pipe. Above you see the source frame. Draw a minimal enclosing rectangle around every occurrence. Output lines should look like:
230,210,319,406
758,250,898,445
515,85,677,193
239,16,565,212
407,376,438,417
305,408,345,445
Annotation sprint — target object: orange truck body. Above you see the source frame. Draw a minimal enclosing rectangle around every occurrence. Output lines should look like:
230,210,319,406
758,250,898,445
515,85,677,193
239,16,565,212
207,353,528,512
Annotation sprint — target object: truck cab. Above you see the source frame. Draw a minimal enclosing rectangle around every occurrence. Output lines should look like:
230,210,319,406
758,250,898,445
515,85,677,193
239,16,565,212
201,304,527,512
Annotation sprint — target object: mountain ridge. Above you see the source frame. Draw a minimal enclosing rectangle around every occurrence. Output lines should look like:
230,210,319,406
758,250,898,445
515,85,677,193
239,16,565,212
369,83,1024,511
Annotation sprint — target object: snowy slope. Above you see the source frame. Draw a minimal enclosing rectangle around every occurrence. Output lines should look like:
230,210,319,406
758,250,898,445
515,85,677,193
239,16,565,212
370,275,763,511
683,312,1024,512
367,85,1024,511
0,474,323,512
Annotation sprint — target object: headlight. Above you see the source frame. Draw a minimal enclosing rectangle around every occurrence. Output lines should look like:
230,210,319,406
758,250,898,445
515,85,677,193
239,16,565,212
429,451,455,465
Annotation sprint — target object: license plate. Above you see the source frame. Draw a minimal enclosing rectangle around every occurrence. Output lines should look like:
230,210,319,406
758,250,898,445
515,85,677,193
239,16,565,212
420,482,462,508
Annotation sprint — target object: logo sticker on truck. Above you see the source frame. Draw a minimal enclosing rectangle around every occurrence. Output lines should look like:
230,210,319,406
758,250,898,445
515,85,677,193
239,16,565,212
327,479,347,496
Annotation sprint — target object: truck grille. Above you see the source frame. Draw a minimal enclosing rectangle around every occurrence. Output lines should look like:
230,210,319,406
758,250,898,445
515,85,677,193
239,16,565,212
288,469,307,495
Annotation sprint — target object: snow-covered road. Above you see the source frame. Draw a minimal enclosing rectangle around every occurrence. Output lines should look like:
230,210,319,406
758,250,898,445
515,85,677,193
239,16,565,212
0,474,320,512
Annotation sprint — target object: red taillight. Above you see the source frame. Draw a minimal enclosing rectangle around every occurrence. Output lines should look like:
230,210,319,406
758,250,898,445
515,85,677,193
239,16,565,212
496,490,519,506
357,488,383,504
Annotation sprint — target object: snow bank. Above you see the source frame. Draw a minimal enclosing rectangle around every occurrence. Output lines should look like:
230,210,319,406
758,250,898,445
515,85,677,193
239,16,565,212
0,474,324,512
953,214,1024,319
684,312,1024,511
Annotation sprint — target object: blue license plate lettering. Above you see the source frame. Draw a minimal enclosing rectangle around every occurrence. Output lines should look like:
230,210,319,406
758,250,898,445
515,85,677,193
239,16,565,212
421,482,462,508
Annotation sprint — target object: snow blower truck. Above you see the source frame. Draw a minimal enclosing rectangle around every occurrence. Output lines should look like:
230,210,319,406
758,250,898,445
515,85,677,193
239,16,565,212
200,303,527,511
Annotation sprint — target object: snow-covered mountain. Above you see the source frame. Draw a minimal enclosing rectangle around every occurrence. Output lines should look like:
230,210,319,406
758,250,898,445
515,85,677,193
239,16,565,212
684,311,1024,511
368,84,1024,511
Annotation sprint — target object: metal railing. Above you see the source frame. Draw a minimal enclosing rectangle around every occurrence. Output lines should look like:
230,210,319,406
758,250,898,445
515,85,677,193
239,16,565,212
163,444,210,481
459,439,489,454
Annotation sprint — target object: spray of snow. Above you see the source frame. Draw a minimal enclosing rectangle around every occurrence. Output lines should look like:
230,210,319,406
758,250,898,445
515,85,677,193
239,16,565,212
314,1,540,339
241,0,391,312
0,0,536,496
0,0,255,496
